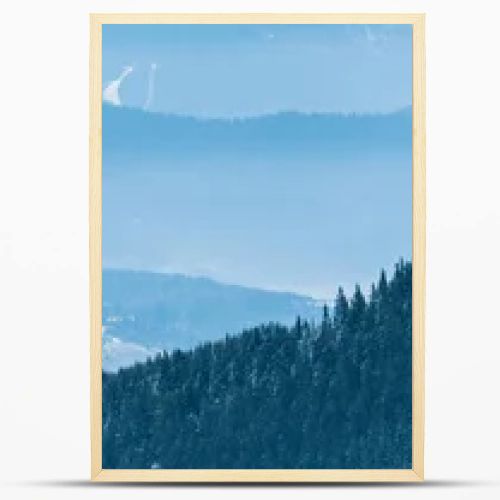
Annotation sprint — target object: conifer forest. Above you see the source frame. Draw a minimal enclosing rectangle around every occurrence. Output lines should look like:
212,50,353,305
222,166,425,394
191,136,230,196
102,260,412,469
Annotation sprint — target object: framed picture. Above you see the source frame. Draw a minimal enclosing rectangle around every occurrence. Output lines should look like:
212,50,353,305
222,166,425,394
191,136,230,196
90,13,425,482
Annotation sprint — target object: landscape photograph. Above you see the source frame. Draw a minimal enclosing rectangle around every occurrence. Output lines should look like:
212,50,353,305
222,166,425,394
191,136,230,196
100,22,413,470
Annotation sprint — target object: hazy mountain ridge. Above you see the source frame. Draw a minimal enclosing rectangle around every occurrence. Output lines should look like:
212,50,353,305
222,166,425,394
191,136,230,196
103,269,322,371
103,104,412,163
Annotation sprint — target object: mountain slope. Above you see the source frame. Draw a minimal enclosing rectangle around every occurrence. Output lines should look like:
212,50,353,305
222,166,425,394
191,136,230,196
103,260,412,469
103,269,321,371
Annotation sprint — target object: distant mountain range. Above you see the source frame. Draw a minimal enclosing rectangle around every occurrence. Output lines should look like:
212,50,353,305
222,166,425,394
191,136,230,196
103,104,412,165
103,269,322,372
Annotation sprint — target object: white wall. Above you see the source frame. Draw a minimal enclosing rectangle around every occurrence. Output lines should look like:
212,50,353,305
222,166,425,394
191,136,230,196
1,1,499,498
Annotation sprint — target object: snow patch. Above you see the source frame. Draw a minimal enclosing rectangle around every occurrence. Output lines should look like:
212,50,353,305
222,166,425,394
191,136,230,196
103,336,158,372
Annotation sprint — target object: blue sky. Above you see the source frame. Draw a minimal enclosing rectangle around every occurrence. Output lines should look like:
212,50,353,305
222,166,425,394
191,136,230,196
103,24,412,117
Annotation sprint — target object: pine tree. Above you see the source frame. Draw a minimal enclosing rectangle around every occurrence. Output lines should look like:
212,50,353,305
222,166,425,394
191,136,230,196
333,287,349,342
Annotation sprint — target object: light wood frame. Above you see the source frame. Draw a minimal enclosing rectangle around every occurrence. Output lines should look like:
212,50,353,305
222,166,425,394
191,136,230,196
90,13,425,483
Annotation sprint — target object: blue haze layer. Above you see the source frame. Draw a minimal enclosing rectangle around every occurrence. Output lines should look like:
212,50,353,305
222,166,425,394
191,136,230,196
101,23,412,369
103,105,412,300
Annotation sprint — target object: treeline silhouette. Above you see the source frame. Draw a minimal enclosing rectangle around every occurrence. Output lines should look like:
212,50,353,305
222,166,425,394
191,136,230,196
102,260,412,469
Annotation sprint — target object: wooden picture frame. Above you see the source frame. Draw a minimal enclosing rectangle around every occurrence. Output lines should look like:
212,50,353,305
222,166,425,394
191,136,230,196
90,13,425,482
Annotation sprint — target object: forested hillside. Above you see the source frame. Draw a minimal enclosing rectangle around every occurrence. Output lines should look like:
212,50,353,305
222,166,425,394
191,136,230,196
102,260,412,469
